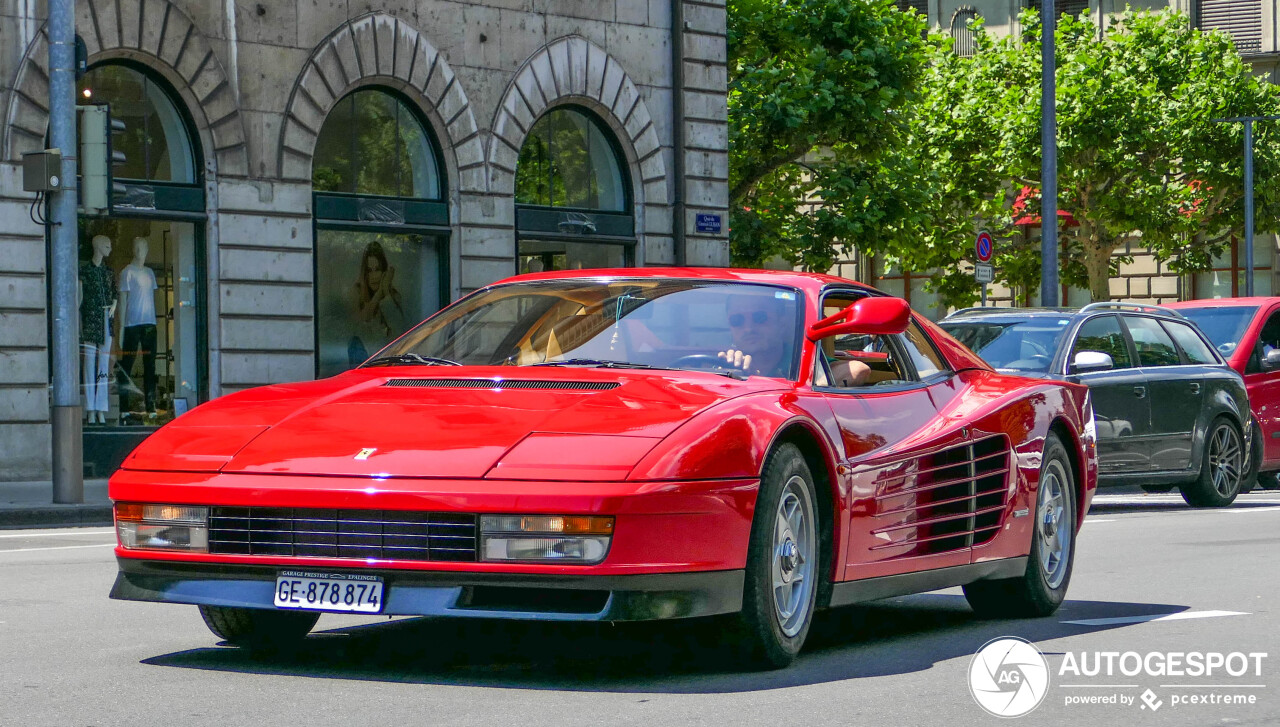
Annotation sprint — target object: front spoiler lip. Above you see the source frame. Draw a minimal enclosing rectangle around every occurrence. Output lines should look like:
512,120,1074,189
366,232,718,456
110,558,745,622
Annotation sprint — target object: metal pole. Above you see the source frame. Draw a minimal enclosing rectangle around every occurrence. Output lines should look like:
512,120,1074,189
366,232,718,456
1245,119,1256,297
1040,0,1059,306
49,0,83,503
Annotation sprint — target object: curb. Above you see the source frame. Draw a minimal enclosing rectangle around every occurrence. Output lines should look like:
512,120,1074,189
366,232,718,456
0,506,114,529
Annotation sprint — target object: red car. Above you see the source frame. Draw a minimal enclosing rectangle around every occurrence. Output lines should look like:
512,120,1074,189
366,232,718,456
109,269,1097,668
1167,297,1280,490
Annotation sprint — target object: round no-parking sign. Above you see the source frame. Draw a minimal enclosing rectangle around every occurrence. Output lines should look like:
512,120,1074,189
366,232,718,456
975,231,994,263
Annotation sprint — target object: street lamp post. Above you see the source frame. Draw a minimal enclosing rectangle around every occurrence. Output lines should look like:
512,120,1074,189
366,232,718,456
1041,0,1059,307
1212,114,1280,298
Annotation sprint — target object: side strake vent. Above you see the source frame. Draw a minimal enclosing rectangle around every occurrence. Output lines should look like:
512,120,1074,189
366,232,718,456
871,435,1012,557
384,379,619,391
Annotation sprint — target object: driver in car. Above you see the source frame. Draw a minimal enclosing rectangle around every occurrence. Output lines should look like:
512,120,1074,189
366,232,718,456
718,295,871,385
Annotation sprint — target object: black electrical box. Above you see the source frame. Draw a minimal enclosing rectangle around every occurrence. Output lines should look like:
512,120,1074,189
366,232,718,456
22,149,62,193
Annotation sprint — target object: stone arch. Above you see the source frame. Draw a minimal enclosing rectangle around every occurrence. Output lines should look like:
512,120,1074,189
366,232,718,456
278,13,481,194
488,36,667,217
3,0,247,176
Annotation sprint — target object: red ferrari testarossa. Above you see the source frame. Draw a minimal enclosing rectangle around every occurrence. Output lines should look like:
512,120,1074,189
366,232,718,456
110,268,1097,667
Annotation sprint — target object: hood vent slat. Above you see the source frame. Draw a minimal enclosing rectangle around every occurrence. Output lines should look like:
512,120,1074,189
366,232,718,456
384,378,619,391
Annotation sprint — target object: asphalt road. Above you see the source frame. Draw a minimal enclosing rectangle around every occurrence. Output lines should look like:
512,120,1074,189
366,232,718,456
3,492,1279,727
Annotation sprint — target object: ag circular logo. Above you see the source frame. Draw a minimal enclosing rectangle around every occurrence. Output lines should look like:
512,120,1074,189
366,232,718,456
969,637,1050,718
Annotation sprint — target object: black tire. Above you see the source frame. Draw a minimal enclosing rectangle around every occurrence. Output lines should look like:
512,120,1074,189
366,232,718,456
1260,471,1280,490
964,432,1076,619
198,605,319,649
1242,420,1263,495
1139,484,1176,494
1180,417,1244,508
730,443,820,669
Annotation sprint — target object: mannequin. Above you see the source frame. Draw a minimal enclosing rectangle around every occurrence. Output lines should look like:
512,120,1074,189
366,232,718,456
117,237,159,421
78,235,117,425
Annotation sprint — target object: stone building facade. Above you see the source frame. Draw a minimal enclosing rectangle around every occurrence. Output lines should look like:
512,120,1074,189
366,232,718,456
0,0,730,480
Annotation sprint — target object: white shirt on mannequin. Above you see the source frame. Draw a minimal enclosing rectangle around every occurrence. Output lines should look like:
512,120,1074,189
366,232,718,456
119,264,158,328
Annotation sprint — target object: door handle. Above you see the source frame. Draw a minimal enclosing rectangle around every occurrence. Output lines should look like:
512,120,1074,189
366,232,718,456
1134,385,1147,398
1190,382,1201,394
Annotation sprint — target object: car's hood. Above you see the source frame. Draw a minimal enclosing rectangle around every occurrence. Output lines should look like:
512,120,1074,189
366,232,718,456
123,367,785,479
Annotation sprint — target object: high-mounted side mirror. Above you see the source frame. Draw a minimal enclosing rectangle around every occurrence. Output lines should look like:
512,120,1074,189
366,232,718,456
1263,349,1280,371
807,297,912,341
1071,350,1114,374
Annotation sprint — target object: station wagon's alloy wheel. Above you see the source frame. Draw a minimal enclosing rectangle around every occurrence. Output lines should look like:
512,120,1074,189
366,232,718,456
963,431,1076,619
733,443,819,668
1181,417,1243,508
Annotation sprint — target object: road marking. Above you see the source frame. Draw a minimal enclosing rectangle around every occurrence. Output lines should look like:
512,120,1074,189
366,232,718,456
1061,610,1249,627
0,529,115,538
1083,519,1117,523
1159,685,1267,689
0,544,116,554
1060,684,1138,688
1223,506,1280,514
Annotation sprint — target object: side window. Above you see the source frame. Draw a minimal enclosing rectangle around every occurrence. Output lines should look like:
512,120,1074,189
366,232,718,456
1070,315,1133,370
1247,310,1280,374
1124,316,1182,367
898,319,949,379
818,294,911,388
1161,321,1218,366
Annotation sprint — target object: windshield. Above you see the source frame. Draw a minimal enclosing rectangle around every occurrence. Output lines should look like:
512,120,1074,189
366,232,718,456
1174,306,1258,356
940,318,1071,373
370,279,804,379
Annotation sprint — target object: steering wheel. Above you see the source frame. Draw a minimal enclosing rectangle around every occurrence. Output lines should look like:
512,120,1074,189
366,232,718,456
669,354,740,371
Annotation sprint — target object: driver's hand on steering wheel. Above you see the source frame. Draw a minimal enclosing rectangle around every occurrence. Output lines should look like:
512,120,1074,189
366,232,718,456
717,348,753,372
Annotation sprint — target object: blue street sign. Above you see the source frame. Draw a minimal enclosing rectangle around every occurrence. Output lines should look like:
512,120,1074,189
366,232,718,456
695,214,722,234
976,231,994,263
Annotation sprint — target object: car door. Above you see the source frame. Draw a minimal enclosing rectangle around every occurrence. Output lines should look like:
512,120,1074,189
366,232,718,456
810,292,970,581
1243,306,1280,467
1123,315,1201,472
1066,314,1151,475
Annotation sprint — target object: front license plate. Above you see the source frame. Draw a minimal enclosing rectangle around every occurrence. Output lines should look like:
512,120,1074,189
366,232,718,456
274,570,384,614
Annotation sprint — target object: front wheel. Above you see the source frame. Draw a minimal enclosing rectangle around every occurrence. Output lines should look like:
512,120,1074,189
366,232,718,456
199,605,319,650
731,443,819,669
1180,417,1243,508
964,431,1076,618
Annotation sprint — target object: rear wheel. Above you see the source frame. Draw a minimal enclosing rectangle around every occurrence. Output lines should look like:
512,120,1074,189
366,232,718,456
964,432,1076,618
199,605,319,650
731,443,819,669
1180,417,1243,508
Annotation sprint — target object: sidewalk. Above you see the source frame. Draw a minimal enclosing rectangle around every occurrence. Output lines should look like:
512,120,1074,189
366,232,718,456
0,480,112,528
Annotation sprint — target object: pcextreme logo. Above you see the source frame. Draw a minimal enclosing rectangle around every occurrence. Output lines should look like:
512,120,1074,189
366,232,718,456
969,637,1051,718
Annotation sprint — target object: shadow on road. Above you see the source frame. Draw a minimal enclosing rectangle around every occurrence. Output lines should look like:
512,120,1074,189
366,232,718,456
1089,492,1280,515
142,595,1189,693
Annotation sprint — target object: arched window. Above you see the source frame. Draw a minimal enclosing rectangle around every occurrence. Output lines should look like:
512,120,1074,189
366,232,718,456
951,7,980,57
514,107,633,273
81,64,196,184
73,63,207,462
311,88,449,378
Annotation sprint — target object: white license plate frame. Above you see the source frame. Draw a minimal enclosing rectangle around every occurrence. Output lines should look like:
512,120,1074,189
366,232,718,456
273,570,385,614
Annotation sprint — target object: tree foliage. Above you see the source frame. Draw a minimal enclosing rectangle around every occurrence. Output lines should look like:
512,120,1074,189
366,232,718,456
727,0,930,270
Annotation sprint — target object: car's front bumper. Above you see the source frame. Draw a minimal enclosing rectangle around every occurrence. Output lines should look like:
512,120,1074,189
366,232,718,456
110,559,745,622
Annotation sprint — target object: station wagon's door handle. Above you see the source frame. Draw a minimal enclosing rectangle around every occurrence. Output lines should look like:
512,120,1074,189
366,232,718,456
1134,385,1147,398
1190,382,1201,394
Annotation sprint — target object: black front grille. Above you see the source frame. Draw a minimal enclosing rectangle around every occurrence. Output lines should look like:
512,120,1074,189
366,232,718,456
208,507,478,562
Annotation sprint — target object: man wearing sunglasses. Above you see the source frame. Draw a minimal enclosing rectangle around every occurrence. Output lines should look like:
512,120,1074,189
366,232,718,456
717,294,871,385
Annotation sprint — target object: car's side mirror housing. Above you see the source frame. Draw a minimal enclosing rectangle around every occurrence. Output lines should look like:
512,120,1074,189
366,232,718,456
1071,350,1114,374
807,297,912,341
1263,349,1280,371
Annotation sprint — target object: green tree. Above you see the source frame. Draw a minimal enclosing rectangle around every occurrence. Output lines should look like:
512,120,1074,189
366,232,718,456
899,8,1280,303
727,0,931,269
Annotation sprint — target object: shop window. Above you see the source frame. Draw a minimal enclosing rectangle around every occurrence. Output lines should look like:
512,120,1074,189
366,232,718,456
312,88,449,378
514,107,634,273
80,64,196,184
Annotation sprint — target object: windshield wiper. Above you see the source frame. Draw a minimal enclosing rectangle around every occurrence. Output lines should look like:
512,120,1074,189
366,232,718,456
362,353,462,368
533,358,747,380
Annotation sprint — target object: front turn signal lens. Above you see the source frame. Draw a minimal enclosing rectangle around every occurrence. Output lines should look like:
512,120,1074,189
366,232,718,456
479,514,614,564
114,502,209,552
